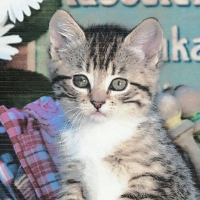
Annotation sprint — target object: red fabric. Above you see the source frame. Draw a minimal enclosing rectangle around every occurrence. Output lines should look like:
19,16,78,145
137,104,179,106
0,97,65,200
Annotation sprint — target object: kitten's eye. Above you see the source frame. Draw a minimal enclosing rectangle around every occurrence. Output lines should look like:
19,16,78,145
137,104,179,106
109,78,127,91
73,75,90,88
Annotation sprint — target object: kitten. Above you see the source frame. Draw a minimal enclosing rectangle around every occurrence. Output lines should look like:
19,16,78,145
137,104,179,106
48,10,197,200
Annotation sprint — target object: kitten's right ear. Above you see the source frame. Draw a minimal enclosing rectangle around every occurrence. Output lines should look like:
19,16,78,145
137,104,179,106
49,10,85,51
124,18,163,66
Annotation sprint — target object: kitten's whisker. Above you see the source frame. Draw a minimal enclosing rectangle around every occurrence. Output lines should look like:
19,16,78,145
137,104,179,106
75,113,87,135
67,111,80,122
69,110,83,130
77,114,86,131
71,111,83,125
64,107,80,118
64,107,80,114
75,114,83,132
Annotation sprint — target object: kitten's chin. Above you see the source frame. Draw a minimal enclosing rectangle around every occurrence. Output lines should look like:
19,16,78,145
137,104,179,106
90,111,107,123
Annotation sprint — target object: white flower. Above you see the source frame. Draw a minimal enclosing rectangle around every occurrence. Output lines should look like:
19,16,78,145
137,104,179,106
0,0,44,24
0,18,22,60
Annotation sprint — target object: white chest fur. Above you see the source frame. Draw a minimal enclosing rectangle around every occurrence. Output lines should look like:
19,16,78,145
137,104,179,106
61,118,144,200
83,157,128,200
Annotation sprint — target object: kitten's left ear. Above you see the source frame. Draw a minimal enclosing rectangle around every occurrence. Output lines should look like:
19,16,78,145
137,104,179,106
124,18,163,64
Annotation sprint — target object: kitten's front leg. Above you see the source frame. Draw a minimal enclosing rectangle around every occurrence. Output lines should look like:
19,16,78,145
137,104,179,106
57,160,85,200
57,179,85,200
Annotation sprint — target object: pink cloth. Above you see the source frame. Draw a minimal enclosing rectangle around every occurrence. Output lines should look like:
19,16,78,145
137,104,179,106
0,97,65,200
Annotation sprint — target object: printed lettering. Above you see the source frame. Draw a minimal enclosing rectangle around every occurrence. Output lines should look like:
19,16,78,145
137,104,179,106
162,38,169,61
78,0,97,5
121,0,138,6
193,0,200,5
142,0,158,6
99,0,117,6
160,0,171,6
191,38,200,61
173,0,190,6
171,25,190,61
66,0,78,6
66,0,200,6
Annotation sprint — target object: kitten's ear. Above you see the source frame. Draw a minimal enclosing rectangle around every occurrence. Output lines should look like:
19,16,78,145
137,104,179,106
49,10,85,50
124,18,163,64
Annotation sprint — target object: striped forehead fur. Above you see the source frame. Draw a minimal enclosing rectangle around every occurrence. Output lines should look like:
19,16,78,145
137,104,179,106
84,25,128,71
55,25,129,73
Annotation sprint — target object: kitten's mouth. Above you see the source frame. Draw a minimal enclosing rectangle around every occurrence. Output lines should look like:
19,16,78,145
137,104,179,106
90,110,106,122
93,110,104,115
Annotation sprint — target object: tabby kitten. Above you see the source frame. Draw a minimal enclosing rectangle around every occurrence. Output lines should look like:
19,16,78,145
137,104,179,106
48,10,197,200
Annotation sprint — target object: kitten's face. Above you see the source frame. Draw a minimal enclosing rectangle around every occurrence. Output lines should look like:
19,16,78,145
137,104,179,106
48,11,163,124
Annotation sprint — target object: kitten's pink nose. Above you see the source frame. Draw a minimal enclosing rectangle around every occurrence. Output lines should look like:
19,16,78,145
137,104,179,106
90,100,105,110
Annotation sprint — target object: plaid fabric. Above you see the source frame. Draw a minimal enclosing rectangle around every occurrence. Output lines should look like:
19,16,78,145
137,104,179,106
0,123,33,200
0,97,65,200
0,152,31,200
14,166,38,200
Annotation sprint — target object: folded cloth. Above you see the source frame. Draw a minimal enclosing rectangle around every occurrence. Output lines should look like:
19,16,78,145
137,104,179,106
0,97,65,200
0,123,35,200
14,166,38,200
0,159,26,200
